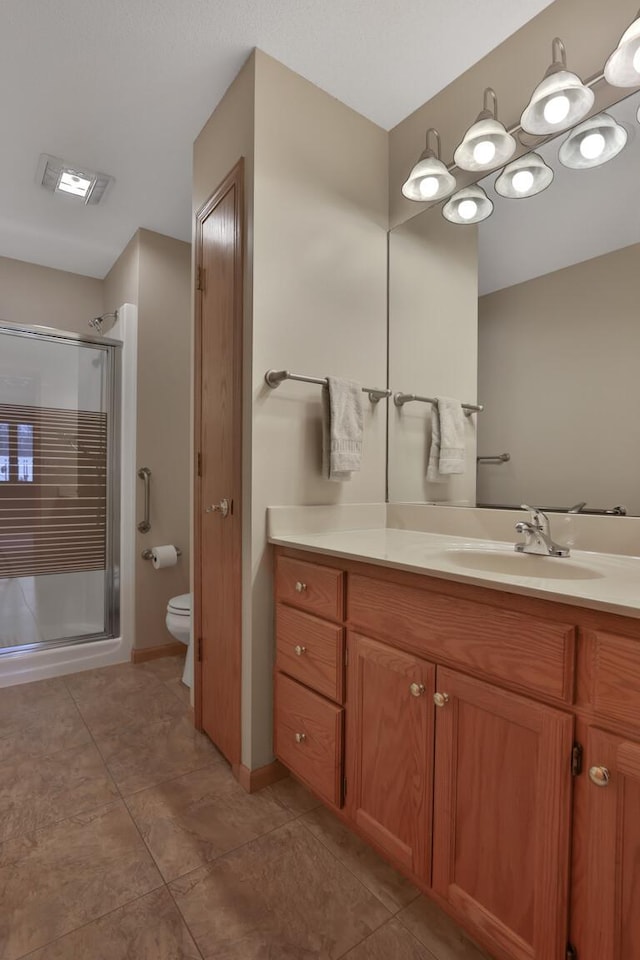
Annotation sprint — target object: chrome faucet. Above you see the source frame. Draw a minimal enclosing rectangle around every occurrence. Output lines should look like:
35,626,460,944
515,505,570,557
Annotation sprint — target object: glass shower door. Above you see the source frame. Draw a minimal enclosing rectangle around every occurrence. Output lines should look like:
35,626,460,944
0,324,120,653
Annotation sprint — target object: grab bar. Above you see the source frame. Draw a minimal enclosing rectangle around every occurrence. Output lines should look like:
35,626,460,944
137,467,151,532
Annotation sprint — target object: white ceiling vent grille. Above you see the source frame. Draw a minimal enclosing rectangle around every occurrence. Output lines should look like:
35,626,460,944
36,154,114,205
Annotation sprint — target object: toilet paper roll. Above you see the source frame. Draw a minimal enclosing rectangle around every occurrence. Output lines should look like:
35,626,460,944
150,545,179,569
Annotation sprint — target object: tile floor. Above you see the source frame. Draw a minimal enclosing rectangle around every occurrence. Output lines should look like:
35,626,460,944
0,655,492,960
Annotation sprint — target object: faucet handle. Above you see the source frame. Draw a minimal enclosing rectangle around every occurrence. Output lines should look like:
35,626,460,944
520,504,549,531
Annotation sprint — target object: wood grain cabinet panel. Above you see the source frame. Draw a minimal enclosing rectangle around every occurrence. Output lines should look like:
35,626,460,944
589,631,640,732
276,604,344,703
277,556,345,622
432,668,574,960
346,632,435,879
348,575,575,702
576,728,640,960
274,672,344,807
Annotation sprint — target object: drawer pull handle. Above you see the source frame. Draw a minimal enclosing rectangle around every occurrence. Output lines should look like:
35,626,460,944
410,682,426,698
295,732,307,744
433,692,450,707
294,645,307,657
295,581,307,593
589,765,610,787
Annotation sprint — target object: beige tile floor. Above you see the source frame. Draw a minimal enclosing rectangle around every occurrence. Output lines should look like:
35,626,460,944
0,655,492,960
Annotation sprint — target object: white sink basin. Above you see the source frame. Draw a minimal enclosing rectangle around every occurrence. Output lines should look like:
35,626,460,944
443,548,603,581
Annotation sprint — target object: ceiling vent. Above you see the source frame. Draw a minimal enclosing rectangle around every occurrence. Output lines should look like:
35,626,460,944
36,154,114,205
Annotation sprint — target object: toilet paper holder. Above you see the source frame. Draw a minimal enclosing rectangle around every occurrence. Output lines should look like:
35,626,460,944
141,547,182,560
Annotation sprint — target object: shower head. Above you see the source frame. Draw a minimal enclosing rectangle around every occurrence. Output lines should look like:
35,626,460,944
88,310,118,335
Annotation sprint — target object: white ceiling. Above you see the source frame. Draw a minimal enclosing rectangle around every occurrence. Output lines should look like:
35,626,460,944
0,0,555,279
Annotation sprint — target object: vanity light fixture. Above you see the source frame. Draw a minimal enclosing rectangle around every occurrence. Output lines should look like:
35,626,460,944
558,112,628,169
521,38,594,135
494,152,554,199
401,128,457,202
454,88,517,172
604,10,640,86
442,185,493,224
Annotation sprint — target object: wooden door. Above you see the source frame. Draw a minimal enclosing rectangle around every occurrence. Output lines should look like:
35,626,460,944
432,668,573,960
575,728,640,960
194,162,243,765
346,632,435,879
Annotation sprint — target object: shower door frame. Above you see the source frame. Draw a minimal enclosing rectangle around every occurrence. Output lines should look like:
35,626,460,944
0,319,122,656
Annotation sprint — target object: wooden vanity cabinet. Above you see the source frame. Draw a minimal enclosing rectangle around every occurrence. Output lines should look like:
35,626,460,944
346,632,435,878
273,547,640,960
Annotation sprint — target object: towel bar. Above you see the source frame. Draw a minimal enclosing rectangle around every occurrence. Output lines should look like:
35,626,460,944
265,369,391,404
394,392,483,417
477,453,510,464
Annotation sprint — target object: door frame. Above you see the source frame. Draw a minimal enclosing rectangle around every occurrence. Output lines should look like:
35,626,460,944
193,159,244,762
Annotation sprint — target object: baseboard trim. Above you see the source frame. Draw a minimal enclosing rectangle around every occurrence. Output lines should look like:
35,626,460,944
233,760,289,794
131,642,186,664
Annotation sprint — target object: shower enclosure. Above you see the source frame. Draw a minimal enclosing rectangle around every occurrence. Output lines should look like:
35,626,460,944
0,321,121,655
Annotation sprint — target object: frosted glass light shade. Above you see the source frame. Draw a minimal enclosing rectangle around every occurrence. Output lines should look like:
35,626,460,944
521,70,594,134
559,113,628,169
495,152,554,199
454,117,517,172
604,15,640,87
443,185,493,224
402,153,457,202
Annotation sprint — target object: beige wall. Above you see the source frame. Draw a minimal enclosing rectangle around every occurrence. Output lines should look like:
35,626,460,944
388,212,478,504
389,0,640,228
105,229,191,649
0,255,103,333
478,243,640,514
192,50,388,769
249,51,388,767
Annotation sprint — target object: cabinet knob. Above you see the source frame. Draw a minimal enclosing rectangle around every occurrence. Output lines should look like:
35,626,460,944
295,581,307,593
433,692,450,707
295,732,307,744
588,765,610,787
294,645,306,657
409,682,426,697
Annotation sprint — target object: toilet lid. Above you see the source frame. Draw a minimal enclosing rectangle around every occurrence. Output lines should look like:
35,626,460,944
168,593,191,615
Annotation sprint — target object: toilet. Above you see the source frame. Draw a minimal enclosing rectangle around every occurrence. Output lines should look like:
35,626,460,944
166,594,193,688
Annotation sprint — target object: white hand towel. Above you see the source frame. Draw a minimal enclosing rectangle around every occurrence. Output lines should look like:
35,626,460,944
426,397,465,482
321,377,363,482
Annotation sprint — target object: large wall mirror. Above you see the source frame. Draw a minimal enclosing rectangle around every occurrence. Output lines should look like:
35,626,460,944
388,87,640,516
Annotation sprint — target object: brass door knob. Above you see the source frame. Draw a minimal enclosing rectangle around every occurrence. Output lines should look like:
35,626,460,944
295,581,307,593
433,692,450,707
410,682,426,697
589,765,610,787
295,732,307,744
294,645,306,656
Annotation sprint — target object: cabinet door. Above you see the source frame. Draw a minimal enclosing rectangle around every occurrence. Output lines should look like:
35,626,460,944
577,728,640,960
346,632,435,879
433,668,573,960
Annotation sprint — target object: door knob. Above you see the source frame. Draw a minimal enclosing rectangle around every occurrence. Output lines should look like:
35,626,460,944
295,581,307,593
295,732,307,743
433,692,450,707
294,645,306,657
205,498,231,518
588,765,610,787
410,682,426,697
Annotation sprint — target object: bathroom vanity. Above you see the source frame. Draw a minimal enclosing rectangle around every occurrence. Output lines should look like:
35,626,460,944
270,524,640,960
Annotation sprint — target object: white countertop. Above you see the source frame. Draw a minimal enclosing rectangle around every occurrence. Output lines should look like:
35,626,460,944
269,526,640,619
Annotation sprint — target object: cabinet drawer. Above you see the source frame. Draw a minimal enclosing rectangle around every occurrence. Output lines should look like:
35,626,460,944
274,672,344,807
276,605,345,703
276,556,345,621
590,631,640,730
348,575,575,702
